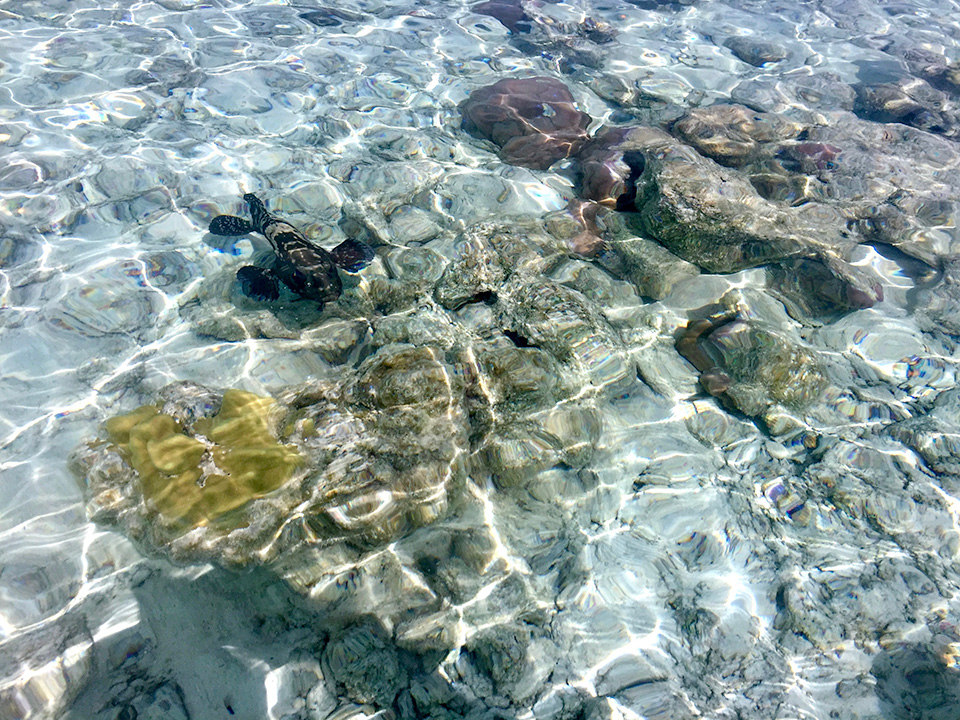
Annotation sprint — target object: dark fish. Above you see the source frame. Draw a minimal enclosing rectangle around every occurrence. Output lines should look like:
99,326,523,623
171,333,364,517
209,193,375,305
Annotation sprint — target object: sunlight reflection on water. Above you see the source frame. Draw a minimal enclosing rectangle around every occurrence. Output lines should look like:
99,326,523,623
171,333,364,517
2,0,960,718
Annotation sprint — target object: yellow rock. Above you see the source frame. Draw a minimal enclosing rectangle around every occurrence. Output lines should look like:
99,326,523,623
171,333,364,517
147,434,205,474
196,389,276,446
104,390,301,529
105,404,160,444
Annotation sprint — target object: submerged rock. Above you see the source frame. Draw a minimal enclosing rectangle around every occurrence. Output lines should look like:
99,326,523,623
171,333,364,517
854,77,957,137
73,344,470,565
621,126,882,307
47,263,164,340
672,104,803,167
892,45,960,95
576,126,648,210
768,256,884,317
914,257,960,336
853,193,960,268
675,290,918,440
474,0,532,33
763,115,960,269
67,213,674,714
871,643,960,720
588,212,700,300
299,7,365,28
747,170,822,205
0,618,91,720
581,125,797,269
435,232,508,310
546,198,611,256
459,77,592,170
509,13,617,71
383,246,447,290
724,36,788,67
887,388,960,478
798,116,958,209
453,270,624,485
463,621,554,704
497,274,630,388
677,306,828,425
732,71,858,118
776,141,843,182
478,405,603,487
322,620,408,707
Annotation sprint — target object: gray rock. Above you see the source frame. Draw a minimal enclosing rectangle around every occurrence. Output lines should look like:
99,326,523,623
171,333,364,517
630,128,815,269
387,205,443,244
303,319,370,365
887,388,960,477
158,381,221,425
855,76,958,137
724,36,789,67
464,622,554,705
497,274,630,387
323,620,408,707
914,258,960,336
619,126,883,306
672,104,803,167
872,644,960,720
800,119,960,264
855,196,959,269
675,294,888,435
767,256,887,318
384,246,447,288
594,655,668,696
731,72,857,117
435,231,508,310
594,227,699,300
0,617,92,720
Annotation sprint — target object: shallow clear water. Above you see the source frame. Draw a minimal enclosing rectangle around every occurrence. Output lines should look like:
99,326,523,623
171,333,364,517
3,1,960,719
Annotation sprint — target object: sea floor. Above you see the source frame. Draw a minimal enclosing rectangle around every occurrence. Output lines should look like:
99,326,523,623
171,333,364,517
3,1,960,719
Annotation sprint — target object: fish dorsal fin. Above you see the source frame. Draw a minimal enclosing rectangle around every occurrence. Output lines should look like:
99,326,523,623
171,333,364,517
210,215,255,236
329,238,376,273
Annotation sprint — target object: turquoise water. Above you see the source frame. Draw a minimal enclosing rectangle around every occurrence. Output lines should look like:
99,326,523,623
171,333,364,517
2,1,960,719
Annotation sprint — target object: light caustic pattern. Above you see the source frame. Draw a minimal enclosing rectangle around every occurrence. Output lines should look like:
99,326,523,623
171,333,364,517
3,0,960,719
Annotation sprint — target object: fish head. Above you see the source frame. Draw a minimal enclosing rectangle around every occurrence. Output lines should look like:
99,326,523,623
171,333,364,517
243,193,272,234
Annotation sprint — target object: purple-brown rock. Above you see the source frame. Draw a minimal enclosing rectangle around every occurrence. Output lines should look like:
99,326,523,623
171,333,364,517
459,77,592,170
474,0,532,33
575,126,648,210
